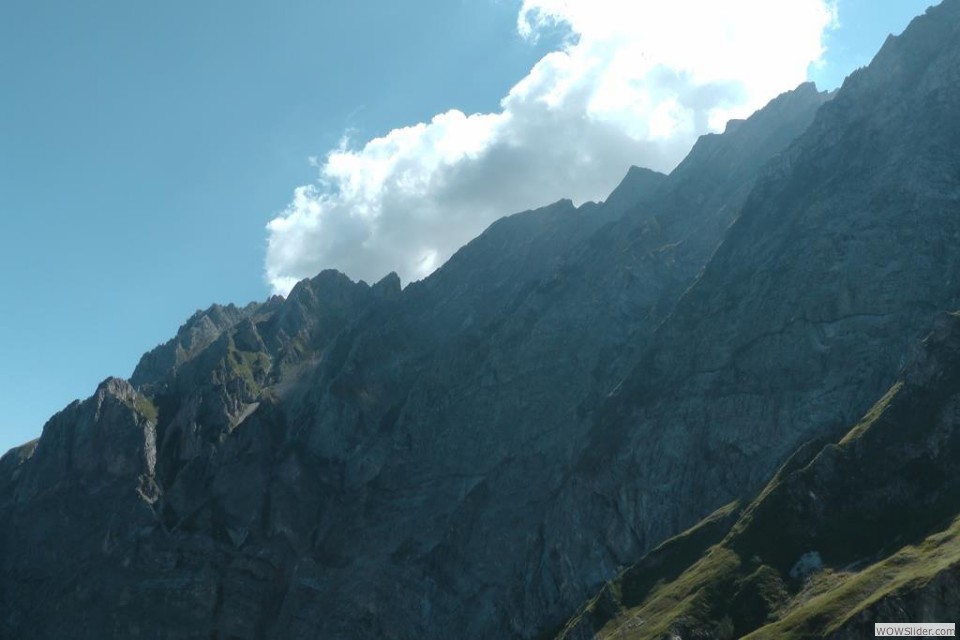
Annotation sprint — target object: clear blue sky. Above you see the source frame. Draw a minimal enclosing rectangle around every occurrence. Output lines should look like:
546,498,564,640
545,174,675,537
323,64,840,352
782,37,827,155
0,0,933,454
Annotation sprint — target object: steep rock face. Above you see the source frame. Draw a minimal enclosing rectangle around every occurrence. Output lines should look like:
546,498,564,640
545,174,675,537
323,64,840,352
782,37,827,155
6,6,955,639
251,81,829,639
0,270,404,639
556,310,960,639
0,75,827,640
539,5,960,632
131,303,256,389
144,270,398,541
0,379,160,639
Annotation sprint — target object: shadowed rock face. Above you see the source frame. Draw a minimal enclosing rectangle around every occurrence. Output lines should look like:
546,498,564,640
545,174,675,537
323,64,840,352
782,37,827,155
0,80,824,639
556,310,960,640
2,3,959,639
545,3,960,599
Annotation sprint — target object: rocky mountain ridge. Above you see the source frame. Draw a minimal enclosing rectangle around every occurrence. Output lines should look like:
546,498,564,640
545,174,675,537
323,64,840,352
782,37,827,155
0,81,829,638
2,2,959,638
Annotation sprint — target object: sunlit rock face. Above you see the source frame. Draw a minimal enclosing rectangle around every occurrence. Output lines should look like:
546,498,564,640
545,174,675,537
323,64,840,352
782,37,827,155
3,3,960,638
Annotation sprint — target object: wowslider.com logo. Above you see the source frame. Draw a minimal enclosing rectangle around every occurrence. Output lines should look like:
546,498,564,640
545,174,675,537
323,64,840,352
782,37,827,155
876,623,956,637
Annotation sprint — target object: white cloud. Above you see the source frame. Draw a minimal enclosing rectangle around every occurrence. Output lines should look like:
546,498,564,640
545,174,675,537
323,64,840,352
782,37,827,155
265,0,837,294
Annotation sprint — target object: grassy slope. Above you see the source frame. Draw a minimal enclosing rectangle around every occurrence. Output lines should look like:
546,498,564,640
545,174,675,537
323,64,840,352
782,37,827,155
553,313,960,639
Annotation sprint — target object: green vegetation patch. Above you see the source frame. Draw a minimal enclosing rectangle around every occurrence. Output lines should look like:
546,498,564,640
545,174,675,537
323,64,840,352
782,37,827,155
838,380,903,446
131,394,159,422
746,515,960,639
552,362,960,639
226,342,272,393
555,501,741,640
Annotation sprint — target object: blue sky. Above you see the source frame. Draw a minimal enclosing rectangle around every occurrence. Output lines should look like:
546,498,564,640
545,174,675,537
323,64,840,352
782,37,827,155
0,0,933,454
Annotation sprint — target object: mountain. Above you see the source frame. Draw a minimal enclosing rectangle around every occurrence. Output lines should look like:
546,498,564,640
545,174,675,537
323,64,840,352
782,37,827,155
556,309,960,639
2,2,959,638
542,0,960,612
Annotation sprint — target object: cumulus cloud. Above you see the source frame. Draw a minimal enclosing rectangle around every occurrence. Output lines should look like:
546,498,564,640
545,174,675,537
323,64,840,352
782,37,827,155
265,0,837,294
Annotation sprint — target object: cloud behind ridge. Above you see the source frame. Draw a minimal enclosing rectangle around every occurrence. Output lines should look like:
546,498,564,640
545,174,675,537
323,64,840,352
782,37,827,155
265,0,836,294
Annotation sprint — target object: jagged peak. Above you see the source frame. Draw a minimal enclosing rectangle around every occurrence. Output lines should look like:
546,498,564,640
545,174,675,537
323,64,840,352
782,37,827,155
182,302,242,330
286,268,366,302
832,0,960,101
603,165,667,211
309,268,360,287
663,79,831,190
372,271,402,298
722,118,745,134
131,305,246,388
522,197,575,214
95,376,135,399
